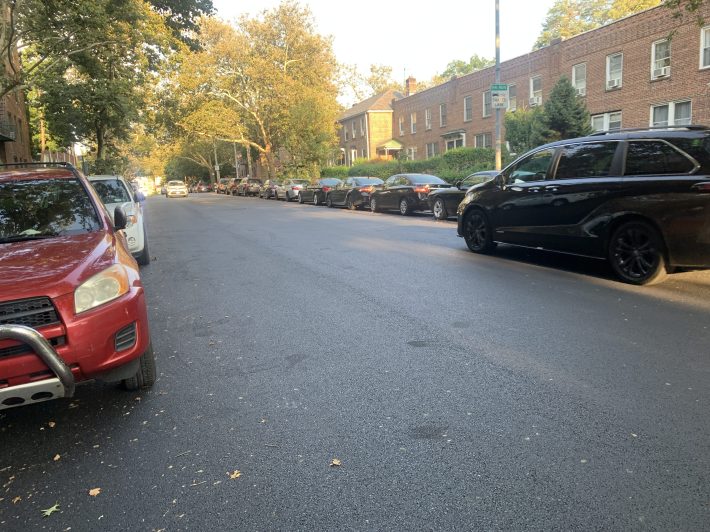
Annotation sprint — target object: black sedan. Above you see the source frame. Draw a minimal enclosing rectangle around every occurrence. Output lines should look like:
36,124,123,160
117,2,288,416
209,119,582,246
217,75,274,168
325,177,384,210
298,178,342,206
428,171,499,220
370,173,453,215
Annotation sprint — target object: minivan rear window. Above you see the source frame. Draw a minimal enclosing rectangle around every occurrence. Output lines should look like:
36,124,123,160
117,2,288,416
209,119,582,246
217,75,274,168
625,141,696,176
555,142,618,180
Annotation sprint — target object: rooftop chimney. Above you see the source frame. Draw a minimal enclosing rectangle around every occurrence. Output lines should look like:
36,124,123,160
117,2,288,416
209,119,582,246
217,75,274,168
405,76,417,96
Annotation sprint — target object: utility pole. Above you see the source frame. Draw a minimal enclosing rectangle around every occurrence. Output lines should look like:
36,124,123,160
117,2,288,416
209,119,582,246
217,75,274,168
494,0,502,171
233,142,239,178
213,140,221,184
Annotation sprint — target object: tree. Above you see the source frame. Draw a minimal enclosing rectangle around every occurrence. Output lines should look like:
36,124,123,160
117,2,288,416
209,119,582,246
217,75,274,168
338,63,403,104
439,55,494,79
504,107,548,155
541,77,592,141
534,0,661,49
665,0,710,25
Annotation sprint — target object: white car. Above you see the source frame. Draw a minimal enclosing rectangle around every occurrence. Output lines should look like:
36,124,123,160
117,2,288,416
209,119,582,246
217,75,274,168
166,180,188,198
88,175,150,266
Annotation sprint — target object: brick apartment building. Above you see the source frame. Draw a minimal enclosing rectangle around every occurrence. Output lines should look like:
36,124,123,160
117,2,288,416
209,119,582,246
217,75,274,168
338,4,710,163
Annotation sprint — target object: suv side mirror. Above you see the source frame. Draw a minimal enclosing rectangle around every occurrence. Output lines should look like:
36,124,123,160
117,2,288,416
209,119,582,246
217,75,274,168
113,206,127,230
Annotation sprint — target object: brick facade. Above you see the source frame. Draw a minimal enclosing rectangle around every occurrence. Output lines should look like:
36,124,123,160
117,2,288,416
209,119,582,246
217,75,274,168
386,4,710,161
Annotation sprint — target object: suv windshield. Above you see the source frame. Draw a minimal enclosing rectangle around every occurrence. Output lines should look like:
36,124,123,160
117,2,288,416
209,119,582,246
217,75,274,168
0,178,101,243
92,179,132,204
167,180,184,186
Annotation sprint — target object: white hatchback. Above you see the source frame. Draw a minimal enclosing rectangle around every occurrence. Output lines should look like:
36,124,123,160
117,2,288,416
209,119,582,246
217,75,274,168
88,175,150,266
166,180,188,198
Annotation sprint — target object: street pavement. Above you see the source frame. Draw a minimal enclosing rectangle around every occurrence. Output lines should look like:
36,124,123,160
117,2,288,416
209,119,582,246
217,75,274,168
1,192,709,531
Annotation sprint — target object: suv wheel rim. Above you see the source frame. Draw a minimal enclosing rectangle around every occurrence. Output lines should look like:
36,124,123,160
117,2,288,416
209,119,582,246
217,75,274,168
465,212,486,250
371,198,376,212
612,226,659,280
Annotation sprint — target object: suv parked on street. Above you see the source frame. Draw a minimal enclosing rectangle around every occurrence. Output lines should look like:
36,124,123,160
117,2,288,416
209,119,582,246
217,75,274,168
457,126,710,285
0,163,155,410
237,177,263,197
370,173,453,215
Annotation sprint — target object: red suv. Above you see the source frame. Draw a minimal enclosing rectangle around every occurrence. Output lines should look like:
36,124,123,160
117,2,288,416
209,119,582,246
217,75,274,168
0,163,155,410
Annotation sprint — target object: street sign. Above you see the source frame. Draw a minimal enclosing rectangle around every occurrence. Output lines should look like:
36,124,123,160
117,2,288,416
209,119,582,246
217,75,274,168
491,83,509,109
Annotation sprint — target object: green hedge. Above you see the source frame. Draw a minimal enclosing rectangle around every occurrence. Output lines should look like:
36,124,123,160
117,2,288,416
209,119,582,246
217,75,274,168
322,147,509,183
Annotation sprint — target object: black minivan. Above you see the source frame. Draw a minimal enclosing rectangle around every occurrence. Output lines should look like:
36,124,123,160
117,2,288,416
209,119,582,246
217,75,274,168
457,126,710,285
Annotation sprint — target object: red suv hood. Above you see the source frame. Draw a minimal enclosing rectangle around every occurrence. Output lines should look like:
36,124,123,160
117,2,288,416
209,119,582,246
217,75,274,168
0,232,117,301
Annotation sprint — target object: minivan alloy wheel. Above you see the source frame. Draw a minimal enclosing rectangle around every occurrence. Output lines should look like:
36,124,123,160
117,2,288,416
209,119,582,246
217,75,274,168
609,221,667,285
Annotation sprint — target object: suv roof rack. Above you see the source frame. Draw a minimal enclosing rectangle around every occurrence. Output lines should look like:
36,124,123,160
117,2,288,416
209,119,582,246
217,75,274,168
589,125,709,136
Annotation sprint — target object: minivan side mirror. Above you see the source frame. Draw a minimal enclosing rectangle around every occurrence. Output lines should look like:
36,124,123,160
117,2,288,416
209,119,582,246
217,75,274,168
113,206,127,231
454,180,463,188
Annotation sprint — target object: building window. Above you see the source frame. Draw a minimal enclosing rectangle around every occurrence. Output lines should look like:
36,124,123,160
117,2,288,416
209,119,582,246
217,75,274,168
425,142,439,158
350,148,357,165
508,84,517,111
440,103,447,127
407,147,417,160
410,112,417,134
651,39,671,79
606,52,623,89
425,108,432,130
344,126,349,141
360,117,365,136
444,133,465,151
482,91,492,118
352,121,356,138
651,101,691,127
398,116,404,136
701,26,710,69
529,76,542,106
591,111,622,132
464,96,473,122
474,133,492,148
572,63,586,96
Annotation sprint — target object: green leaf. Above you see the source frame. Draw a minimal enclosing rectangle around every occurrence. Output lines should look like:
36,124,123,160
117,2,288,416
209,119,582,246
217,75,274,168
41,503,60,517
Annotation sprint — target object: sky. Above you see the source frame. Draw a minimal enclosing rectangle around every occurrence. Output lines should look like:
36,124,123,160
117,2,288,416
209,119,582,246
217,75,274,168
212,0,557,86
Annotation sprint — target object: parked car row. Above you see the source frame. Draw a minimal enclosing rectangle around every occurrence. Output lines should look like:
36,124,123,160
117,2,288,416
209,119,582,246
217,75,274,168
212,126,710,286
0,163,156,411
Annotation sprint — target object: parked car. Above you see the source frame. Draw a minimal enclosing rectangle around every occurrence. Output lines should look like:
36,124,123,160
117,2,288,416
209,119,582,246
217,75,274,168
165,180,188,198
236,178,263,197
276,179,309,202
160,185,167,195
325,177,384,210
428,171,499,220
193,181,212,193
457,126,710,285
370,173,454,215
216,178,230,194
259,179,282,199
88,175,150,265
226,177,241,195
298,178,343,206
0,162,156,410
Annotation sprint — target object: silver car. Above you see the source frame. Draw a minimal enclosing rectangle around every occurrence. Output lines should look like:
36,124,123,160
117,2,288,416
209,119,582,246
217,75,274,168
275,179,309,202
166,180,188,198
88,175,150,265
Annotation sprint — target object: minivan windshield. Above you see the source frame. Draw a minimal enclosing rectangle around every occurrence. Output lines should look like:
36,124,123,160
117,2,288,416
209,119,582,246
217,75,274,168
0,178,101,243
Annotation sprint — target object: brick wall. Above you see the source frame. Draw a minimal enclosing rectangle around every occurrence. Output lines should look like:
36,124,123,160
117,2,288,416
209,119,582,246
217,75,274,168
391,4,710,161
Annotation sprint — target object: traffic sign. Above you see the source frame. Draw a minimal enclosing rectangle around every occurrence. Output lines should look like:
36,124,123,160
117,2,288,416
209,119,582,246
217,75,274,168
491,83,509,109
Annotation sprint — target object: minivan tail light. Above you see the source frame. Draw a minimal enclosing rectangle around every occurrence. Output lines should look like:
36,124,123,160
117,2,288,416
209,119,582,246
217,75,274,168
692,182,710,193
414,185,430,194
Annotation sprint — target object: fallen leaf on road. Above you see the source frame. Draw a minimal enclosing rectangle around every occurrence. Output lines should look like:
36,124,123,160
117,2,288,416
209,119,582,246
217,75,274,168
12,496,21,504
48,422,56,428
330,459,342,467
228,470,242,479
89,488,101,497
41,503,60,517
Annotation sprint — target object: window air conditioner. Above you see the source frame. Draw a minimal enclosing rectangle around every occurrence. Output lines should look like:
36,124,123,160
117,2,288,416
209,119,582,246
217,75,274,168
529,96,542,106
607,79,620,89
576,87,586,96
653,66,670,78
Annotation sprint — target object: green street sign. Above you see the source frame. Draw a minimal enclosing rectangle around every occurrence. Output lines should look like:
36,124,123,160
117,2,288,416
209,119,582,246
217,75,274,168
491,83,508,91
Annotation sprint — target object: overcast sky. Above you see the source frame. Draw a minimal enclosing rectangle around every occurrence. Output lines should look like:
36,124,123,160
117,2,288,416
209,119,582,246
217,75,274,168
211,0,557,84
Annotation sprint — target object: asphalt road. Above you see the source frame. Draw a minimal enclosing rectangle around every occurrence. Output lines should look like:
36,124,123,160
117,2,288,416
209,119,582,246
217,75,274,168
2,193,710,531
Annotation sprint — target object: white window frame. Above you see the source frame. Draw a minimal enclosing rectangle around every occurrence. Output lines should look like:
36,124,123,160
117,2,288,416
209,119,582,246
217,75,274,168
344,126,349,141
591,111,622,132
606,52,623,89
529,76,542,106
440,103,447,127
651,39,671,79
464,96,473,122
650,100,692,127
410,112,417,134
572,63,586,96
360,117,365,136
425,142,439,158
508,84,517,111
351,121,356,138
445,133,466,151
398,116,404,136
425,108,432,130
701,26,710,69
482,90,492,118
407,146,417,160
474,133,492,148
